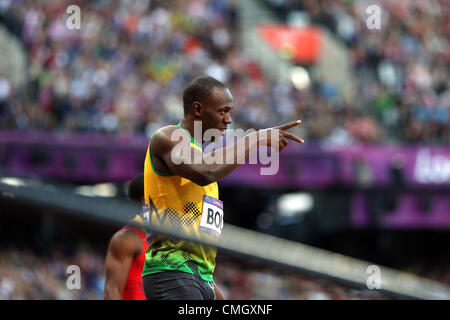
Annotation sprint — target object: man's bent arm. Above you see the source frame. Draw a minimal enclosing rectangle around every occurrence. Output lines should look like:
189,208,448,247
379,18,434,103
104,230,142,300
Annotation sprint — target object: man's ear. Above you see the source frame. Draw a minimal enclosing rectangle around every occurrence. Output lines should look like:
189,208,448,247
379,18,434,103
193,101,202,117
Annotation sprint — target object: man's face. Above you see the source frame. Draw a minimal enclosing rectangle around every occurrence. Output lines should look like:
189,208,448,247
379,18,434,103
200,87,234,138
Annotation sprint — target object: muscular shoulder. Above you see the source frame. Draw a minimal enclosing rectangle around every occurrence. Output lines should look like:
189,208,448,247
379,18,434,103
151,125,180,152
151,125,190,156
109,228,142,258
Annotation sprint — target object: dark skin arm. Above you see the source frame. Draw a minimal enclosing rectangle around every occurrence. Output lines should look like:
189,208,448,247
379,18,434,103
104,229,143,300
214,283,225,300
151,120,304,186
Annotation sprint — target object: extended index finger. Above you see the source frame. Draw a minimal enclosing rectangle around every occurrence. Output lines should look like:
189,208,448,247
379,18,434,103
283,132,305,144
278,120,302,130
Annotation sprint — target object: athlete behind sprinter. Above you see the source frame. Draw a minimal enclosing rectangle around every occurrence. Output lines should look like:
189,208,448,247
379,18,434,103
104,174,148,300
142,75,304,300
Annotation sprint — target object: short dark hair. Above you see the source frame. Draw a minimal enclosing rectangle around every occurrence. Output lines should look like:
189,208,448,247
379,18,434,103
128,174,144,202
183,76,226,112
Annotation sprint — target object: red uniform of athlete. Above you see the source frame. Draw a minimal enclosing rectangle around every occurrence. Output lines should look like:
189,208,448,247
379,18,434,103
104,174,148,300
118,222,148,300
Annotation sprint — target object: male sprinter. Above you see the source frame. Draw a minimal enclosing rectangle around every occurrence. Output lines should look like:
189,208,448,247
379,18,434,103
142,75,304,300
104,173,224,300
104,174,148,300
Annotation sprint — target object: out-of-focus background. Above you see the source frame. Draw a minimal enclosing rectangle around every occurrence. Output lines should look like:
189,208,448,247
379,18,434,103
0,0,449,300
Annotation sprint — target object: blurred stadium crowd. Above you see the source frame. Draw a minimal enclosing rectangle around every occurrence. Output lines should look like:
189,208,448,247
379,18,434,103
0,0,448,144
1,241,449,299
0,245,393,300
1,244,448,300
0,245,105,299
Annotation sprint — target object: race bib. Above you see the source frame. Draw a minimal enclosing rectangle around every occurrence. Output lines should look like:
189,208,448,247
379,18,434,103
199,195,224,238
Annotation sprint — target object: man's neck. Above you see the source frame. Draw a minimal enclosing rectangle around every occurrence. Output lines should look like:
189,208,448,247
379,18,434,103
178,118,203,144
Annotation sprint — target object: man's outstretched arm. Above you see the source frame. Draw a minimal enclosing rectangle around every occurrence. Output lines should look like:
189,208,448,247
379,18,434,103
153,120,304,186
